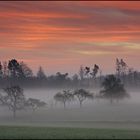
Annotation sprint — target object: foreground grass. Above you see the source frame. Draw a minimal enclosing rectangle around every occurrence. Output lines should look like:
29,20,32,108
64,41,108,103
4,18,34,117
0,126,140,139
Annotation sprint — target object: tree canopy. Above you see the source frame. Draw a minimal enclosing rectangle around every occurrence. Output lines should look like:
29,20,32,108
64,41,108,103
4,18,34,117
100,75,129,103
74,89,94,107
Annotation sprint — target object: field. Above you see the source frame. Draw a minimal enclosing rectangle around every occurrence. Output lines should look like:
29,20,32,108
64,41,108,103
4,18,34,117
0,89,140,139
1,126,140,139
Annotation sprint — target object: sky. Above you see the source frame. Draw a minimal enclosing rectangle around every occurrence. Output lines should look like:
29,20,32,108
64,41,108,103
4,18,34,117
0,1,140,76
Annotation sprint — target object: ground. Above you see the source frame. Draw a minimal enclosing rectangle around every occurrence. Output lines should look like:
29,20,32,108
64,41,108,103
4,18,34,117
1,125,140,139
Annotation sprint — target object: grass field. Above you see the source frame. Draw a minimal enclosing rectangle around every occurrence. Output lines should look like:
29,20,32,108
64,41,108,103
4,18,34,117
0,126,140,139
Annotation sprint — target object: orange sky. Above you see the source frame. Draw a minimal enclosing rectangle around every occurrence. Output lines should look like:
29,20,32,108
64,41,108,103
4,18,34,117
0,1,140,75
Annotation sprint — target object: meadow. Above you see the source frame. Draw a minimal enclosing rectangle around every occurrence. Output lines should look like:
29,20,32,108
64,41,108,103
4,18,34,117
0,88,140,139
1,126,140,139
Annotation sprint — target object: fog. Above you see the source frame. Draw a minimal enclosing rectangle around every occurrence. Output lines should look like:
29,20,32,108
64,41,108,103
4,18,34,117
0,88,140,130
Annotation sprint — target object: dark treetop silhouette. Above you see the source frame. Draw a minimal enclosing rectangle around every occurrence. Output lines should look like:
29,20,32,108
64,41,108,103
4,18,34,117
0,58,139,89
100,75,129,104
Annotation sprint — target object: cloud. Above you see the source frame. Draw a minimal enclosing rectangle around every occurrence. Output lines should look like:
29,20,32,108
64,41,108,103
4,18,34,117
0,1,140,74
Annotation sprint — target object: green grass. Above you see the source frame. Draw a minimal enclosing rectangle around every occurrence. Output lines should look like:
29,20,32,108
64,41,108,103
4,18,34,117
0,126,140,139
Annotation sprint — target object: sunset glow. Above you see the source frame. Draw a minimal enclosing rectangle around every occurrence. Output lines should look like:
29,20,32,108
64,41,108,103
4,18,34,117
0,1,140,75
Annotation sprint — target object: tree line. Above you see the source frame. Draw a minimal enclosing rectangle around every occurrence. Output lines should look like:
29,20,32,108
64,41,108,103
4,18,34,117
0,58,139,88
0,74,130,118
0,58,137,118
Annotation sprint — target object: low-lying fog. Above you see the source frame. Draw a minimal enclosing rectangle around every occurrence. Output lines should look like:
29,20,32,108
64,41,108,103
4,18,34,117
0,88,140,129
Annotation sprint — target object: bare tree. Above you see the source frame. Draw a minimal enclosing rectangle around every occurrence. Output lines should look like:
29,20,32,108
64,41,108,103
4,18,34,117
89,64,99,87
74,89,94,108
25,98,47,112
79,65,85,86
54,90,74,108
116,58,121,78
0,85,26,118
116,58,128,84
20,62,33,78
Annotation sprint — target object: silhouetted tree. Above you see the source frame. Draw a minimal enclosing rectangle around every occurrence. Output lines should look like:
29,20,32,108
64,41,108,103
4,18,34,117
25,98,46,112
116,58,121,78
72,74,79,87
133,70,139,87
8,59,20,78
99,69,103,86
90,64,99,79
20,62,33,78
37,66,46,79
116,58,128,84
84,66,91,87
74,89,93,108
79,65,85,86
120,59,128,84
54,72,69,87
0,62,3,78
85,67,90,77
89,64,100,87
3,61,9,78
120,59,127,74
100,75,129,104
56,72,68,80
54,90,74,108
0,85,25,118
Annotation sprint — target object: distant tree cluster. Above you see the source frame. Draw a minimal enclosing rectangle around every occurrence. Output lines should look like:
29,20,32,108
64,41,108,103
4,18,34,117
0,59,33,79
54,90,74,108
54,89,93,108
0,59,101,88
115,58,140,87
0,75,129,118
0,58,137,119
100,75,129,104
25,98,46,112
54,74,129,108
0,85,46,118
0,58,139,89
79,64,100,87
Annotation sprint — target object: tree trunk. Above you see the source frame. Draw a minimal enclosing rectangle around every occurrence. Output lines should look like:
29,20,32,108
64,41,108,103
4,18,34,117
13,109,16,119
64,102,66,109
80,101,82,108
